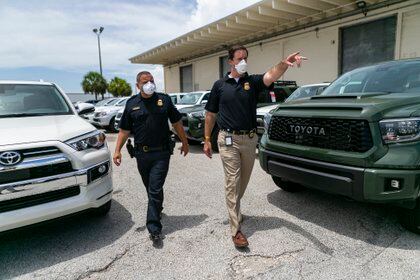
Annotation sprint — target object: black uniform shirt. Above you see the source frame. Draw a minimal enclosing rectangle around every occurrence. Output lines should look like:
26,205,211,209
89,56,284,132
205,73,273,131
119,92,182,146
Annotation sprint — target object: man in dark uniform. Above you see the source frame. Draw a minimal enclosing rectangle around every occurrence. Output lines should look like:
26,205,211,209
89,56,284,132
203,45,306,248
113,71,189,242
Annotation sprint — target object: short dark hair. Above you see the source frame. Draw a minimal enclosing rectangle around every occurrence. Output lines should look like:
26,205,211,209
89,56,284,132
228,45,248,60
136,71,151,83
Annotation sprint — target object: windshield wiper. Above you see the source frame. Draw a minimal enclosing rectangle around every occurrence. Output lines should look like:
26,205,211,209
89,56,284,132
0,113,47,118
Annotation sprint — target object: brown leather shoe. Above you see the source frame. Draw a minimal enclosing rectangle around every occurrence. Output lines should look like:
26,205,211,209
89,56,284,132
232,231,249,248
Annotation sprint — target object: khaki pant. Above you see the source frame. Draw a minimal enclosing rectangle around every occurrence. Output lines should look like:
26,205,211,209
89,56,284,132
218,130,258,236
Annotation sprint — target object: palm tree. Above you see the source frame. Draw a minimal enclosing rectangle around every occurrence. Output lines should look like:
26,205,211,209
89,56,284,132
107,77,132,97
81,71,107,100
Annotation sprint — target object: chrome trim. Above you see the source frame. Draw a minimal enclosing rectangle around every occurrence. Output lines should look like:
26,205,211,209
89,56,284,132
0,154,70,172
22,148,60,156
0,174,83,203
0,160,110,191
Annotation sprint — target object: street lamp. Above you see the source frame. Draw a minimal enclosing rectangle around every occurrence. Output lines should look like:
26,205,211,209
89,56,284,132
93,27,104,76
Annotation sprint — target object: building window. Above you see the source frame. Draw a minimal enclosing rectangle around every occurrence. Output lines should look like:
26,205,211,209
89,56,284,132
340,16,397,74
180,65,193,92
219,56,230,78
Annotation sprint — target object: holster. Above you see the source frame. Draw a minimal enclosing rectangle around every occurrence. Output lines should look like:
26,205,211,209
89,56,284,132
169,135,176,155
126,138,135,158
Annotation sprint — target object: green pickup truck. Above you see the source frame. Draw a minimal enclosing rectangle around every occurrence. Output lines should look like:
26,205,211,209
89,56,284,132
259,59,420,233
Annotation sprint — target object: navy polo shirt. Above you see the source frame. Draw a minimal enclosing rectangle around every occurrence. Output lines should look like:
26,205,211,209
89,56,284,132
119,92,182,146
205,73,273,131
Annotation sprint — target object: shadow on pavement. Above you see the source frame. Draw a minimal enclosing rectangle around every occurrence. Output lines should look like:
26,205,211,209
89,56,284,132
266,188,420,249
163,213,209,235
243,215,334,256
0,200,134,279
135,213,209,236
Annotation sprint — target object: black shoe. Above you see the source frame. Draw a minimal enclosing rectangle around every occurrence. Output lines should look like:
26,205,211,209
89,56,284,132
150,232,162,242
150,232,163,248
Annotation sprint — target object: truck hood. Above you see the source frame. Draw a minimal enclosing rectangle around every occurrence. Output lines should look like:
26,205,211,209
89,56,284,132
0,115,96,146
257,104,279,115
274,92,420,121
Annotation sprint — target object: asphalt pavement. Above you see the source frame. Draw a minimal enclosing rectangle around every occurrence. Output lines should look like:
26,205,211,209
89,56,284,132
0,133,419,280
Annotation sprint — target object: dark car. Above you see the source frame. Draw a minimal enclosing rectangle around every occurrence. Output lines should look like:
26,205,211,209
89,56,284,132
179,80,298,152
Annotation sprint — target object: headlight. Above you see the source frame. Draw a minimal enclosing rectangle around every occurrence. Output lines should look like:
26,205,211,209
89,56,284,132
264,111,274,131
379,118,420,143
66,131,106,151
188,111,206,119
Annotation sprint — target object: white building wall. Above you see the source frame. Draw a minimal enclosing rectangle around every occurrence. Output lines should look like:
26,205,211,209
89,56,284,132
400,7,420,59
163,1,420,93
163,66,180,93
193,56,219,91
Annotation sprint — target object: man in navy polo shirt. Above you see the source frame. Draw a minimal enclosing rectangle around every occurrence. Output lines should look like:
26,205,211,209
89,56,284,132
204,45,306,247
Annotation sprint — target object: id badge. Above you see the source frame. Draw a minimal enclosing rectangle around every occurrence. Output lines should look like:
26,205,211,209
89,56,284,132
225,136,233,146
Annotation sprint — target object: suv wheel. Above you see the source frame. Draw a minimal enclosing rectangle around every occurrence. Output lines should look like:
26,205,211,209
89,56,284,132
398,201,420,234
108,117,117,133
272,176,305,192
92,200,112,216
211,125,220,153
113,120,119,132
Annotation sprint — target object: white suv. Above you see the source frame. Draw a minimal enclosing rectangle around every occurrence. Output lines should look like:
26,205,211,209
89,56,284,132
90,97,129,132
0,81,113,233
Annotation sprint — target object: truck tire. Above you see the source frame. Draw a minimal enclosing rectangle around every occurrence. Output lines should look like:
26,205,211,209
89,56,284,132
398,201,420,234
92,200,112,216
211,125,220,153
272,176,304,192
108,117,117,133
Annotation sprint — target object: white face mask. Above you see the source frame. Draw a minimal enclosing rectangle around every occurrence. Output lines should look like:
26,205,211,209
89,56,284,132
142,81,156,95
235,59,248,75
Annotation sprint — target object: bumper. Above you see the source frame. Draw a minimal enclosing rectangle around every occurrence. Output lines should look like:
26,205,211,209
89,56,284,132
259,146,420,207
0,161,112,232
0,139,113,233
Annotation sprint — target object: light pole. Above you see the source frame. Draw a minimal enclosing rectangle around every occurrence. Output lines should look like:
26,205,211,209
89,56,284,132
93,27,104,76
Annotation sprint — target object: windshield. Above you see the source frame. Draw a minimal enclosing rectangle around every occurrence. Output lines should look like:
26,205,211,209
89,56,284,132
104,98,120,106
179,93,203,105
116,98,128,106
96,98,115,106
322,60,420,95
0,84,72,118
286,85,328,101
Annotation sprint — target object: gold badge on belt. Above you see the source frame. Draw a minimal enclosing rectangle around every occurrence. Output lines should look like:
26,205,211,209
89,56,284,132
244,82,250,91
157,99,163,107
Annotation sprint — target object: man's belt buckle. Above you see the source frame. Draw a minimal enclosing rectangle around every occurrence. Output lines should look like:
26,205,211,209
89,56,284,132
142,146,149,152
249,130,255,138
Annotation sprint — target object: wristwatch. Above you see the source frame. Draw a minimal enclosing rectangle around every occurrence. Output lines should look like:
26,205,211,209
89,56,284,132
204,136,211,142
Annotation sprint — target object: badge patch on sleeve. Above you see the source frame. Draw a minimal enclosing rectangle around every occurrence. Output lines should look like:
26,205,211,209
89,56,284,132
244,82,250,91
157,99,163,107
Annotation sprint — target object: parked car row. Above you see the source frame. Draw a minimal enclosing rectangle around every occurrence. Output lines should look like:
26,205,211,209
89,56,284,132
0,58,419,234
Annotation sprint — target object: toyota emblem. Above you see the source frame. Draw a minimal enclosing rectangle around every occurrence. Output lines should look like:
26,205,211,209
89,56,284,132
0,151,22,166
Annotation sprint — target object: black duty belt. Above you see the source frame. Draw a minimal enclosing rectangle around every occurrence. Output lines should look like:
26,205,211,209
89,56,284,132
221,128,256,137
134,144,169,153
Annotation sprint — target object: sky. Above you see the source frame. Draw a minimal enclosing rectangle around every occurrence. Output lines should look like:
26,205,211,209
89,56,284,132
0,0,259,93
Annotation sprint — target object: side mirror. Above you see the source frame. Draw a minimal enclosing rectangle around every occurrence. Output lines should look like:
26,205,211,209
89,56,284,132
77,103,95,116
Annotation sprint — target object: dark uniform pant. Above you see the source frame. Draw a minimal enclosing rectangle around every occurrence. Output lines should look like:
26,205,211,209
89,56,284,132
135,150,170,234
